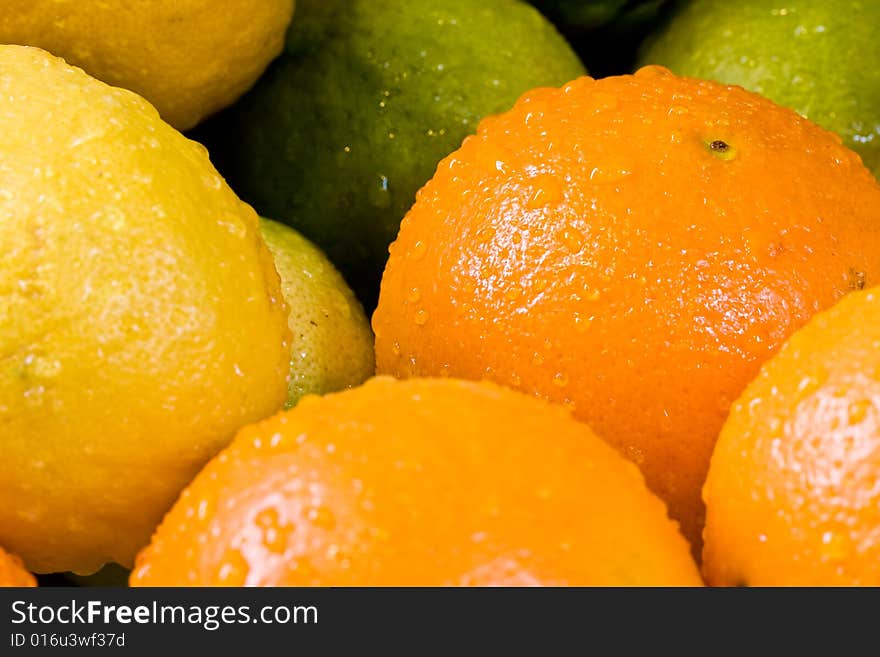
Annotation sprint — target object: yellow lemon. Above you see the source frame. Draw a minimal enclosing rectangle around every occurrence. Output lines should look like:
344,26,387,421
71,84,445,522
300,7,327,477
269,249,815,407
0,0,295,130
0,46,290,574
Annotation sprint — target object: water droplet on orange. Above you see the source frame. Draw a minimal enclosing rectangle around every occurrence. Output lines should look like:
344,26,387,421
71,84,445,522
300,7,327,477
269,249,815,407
196,497,215,521
216,549,249,586
820,531,852,562
255,507,279,529
410,240,427,260
305,506,336,531
559,227,584,252
573,313,592,333
847,399,871,425
263,526,289,554
526,174,562,209
768,416,784,437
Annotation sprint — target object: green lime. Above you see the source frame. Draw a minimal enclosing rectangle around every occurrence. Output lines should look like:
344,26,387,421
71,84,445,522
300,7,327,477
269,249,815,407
260,218,374,407
641,0,880,176
210,0,585,305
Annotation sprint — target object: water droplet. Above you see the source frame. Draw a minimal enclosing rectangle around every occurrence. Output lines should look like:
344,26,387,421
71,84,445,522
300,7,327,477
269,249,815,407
23,385,45,408
476,226,496,243
573,313,592,333
409,240,427,260
847,399,871,426
589,166,632,183
305,506,336,530
797,375,821,396
286,557,317,582
218,216,247,238
260,526,286,553
552,372,569,388
531,352,545,366
820,531,852,562
216,549,249,586
590,91,619,112
30,356,61,379
391,341,402,356
526,174,562,209
255,507,279,529
559,227,584,252
196,497,215,521
505,286,523,301
768,416,784,437
407,287,421,303
414,309,430,325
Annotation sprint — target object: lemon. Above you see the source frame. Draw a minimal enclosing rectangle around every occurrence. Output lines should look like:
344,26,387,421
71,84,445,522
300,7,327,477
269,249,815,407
260,219,374,407
0,46,290,574
0,0,295,130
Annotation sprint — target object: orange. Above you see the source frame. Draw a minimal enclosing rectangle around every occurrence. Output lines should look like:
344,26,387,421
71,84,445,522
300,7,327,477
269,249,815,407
130,377,701,586
703,288,880,586
373,66,880,550
0,546,35,587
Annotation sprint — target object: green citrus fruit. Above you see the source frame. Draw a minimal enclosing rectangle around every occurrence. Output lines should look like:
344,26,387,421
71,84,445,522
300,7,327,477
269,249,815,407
209,0,585,305
641,0,880,176
260,218,374,407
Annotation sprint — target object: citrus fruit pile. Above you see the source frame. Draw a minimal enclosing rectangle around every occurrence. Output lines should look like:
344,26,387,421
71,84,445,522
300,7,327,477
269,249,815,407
1,1,879,588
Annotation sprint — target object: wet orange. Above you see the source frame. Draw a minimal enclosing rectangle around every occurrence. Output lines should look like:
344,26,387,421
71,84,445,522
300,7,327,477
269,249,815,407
130,377,701,586
373,66,880,550
0,546,35,587
703,288,880,586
